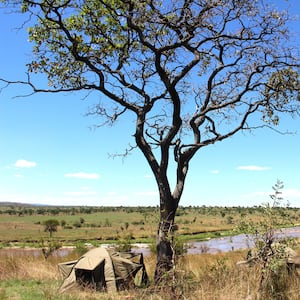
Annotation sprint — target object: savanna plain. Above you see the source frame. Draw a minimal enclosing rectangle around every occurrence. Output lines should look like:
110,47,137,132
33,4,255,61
0,204,299,299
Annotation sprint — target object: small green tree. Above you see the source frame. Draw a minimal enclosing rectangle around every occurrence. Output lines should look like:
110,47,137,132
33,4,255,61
43,219,60,238
60,219,66,228
124,222,129,230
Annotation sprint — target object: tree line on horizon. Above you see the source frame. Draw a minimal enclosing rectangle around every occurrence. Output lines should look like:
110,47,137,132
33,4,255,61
1,204,299,217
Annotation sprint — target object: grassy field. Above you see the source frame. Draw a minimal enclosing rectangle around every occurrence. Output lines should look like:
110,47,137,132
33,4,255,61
0,247,299,300
0,204,300,299
0,205,299,247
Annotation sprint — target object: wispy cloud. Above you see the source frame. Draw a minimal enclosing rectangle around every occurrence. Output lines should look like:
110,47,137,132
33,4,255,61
237,165,271,171
14,159,37,168
64,172,100,179
242,189,300,206
210,169,220,174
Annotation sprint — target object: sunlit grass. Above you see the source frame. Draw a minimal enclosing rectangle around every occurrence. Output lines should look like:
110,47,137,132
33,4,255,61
0,206,298,246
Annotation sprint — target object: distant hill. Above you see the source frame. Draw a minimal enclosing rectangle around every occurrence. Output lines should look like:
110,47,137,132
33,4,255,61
0,202,49,207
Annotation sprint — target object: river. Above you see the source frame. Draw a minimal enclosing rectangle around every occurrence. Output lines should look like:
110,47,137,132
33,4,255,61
1,227,299,258
187,226,300,254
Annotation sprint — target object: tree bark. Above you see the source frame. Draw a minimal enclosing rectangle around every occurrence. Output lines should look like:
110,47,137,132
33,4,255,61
155,221,174,283
154,202,177,284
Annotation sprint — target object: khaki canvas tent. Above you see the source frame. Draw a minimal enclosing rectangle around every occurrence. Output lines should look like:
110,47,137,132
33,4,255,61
58,247,148,293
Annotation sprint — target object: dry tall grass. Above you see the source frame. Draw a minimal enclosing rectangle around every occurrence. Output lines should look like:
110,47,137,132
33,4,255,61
0,249,299,300
0,254,57,281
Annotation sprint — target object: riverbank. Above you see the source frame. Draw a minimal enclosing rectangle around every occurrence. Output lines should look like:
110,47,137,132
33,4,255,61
1,206,299,248
1,226,299,258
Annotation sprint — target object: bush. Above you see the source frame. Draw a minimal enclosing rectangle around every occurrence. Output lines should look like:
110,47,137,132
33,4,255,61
64,225,73,229
73,220,82,228
237,180,296,299
104,218,112,227
149,235,187,256
131,220,145,225
74,243,89,256
40,240,62,259
115,234,133,252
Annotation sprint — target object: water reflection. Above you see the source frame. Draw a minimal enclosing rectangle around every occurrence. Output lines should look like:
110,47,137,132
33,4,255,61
188,226,300,254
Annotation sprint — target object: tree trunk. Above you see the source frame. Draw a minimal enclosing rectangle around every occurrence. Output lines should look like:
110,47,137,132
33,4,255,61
154,210,176,284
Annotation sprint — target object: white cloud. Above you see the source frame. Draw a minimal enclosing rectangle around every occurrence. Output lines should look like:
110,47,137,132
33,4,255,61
210,169,220,174
14,159,37,168
236,165,271,171
283,189,300,198
64,172,100,179
144,174,153,179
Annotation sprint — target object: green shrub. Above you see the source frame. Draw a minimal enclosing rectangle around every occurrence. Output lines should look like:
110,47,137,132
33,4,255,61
73,220,81,228
74,243,89,256
115,234,133,252
237,180,296,299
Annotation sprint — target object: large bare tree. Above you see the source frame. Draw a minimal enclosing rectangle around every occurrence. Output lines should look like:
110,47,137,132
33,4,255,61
1,0,299,282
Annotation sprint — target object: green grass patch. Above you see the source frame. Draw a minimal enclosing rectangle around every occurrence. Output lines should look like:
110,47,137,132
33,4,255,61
0,205,298,247
0,279,61,300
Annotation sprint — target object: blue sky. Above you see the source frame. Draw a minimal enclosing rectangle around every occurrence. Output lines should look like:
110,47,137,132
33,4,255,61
0,1,299,207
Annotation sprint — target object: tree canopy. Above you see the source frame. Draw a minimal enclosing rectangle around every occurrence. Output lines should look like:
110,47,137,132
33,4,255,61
43,218,59,238
2,1,299,204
